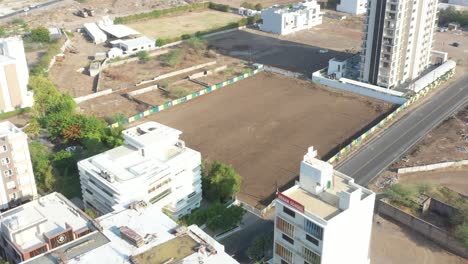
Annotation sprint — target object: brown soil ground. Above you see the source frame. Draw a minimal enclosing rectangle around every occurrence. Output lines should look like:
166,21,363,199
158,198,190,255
393,106,467,169
131,72,394,208
100,49,239,91
48,34,108,97
371,214,467,264
76,93,143,121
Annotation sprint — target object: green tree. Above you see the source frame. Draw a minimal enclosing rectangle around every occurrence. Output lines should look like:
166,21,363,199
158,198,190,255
24,118,41,137
241,2,255,9
205,161,241,202
136,50,150,62
185,37,207,51
181,203,245,231
29,141,56,192
247,233,274,261
248,14,261,25
254,3,263,11
31,26,51,42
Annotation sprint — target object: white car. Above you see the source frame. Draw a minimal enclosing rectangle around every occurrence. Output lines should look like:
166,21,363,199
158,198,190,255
318,49,329,54
65,146,77,152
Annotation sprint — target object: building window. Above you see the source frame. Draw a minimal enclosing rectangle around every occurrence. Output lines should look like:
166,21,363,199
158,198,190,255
1,145,7,152
85,188,93,195
276,216,294,237
1,157,10,165
4,170,12,177
303,247,321,264
187,191,197,198
283,206,295,218
306,234,319,246
282,233,294,245
281,260,289,264
304,219,323,240
275,243,292,263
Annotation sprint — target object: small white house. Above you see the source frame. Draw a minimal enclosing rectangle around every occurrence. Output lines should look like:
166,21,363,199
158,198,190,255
336,0,367,15
327,58,348,79
260,0,322,35
48,27,62,40
107,47,124,58
110,36,155,54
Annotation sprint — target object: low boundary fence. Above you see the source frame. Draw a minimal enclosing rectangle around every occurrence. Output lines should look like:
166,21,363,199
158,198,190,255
377,199,468,258
397,160,468,174
327,66,455,164
109,65,264,128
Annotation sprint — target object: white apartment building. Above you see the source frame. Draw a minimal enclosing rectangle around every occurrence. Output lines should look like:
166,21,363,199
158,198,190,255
0,37,33,113
336,0,367,15
260,1,322,35
273,147,375,264
78,122,202,219
69,201,239,264
359,0,439,89
0,121,37,211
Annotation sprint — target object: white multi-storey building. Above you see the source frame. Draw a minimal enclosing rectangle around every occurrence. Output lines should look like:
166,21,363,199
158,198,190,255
260,1,322,35
273,147,375,264
0,37,33,113
359,0,439,89
78,122,202,219
336,0,367,15
0,121,37,210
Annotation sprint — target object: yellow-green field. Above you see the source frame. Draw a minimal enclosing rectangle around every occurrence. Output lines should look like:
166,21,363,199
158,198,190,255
127,10,241,39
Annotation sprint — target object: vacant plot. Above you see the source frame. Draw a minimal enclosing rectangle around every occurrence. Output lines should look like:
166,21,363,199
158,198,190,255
132,72,394,208
127,10,241,39
393,105,467,169
371,214,466,264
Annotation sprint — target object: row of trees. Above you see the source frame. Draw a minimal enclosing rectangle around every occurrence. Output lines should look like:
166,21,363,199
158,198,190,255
439,7,468,27
240,2,263,11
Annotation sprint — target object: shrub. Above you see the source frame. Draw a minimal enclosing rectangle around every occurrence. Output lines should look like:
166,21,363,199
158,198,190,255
439,7,468,27
31,26,51,42
254,3,263,11
0,26,6,37
181,34,191,40
168,88,191,99
248,14,261,25
185,37,207,51
385,184,417,210
136,50,150,62
208,2,230,12
160,49,184,68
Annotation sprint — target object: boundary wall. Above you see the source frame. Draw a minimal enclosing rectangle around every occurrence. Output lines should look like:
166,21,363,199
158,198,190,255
74,89,112,103
263,65,302,78
109,65,264,128
398,160,468,174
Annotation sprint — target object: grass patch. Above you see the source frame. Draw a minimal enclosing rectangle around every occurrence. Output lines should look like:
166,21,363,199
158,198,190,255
0,107,31,120
167,88,191,99
160,49,184,68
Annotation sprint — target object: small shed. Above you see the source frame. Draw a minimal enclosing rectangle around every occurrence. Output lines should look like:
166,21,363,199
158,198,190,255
48,27,62,40
83,23,107,44
110,36,155,54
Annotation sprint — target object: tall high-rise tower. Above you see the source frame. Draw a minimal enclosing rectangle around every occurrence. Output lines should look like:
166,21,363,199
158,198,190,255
359,0,438,89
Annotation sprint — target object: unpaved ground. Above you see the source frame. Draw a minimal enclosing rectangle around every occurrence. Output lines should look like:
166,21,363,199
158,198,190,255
127,9,241,39
371,215,467,264
131,72,394,208
100,49,239,91
48,34,108,97
76,93,143,121
393,106,467,169
397,167,468,196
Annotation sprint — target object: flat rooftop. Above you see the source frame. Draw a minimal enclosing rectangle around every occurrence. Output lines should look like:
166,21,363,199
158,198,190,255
69,203,238,264
0,120,21,136
0,193,88,252
80,122,197,184
285,172,370,220
132,234,198,264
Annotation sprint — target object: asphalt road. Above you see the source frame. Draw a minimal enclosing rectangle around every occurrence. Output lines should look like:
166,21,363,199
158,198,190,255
0,0,64,20
337,74,468,185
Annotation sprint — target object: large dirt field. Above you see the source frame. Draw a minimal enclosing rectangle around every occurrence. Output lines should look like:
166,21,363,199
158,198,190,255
131,72,394,208
127,9,241,39
371,214,467,264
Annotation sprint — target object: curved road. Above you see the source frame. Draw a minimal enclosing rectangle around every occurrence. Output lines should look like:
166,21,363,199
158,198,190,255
337,74,468,185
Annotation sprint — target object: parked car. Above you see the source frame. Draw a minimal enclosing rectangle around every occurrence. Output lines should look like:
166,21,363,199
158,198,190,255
452,42,460,47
